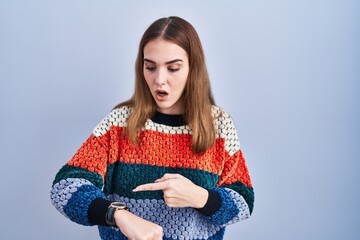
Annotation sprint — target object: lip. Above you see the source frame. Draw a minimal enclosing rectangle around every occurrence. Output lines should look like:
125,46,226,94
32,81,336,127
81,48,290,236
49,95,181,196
155,89,168,95
155,90,168,101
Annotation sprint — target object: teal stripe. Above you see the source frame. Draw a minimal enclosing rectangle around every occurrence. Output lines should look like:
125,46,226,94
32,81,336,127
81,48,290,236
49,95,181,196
222,181,254,214
52,165,103,189
103,163,115,193
104,162,220,199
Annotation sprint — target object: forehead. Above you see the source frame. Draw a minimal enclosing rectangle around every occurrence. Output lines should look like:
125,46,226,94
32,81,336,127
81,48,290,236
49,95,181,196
143,39,188,63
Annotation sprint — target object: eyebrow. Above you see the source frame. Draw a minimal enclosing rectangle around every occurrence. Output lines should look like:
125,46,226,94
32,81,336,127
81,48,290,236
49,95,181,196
143,58,183,65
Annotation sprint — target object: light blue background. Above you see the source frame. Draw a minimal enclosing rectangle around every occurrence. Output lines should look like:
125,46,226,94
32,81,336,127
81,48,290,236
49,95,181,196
0,0,359,239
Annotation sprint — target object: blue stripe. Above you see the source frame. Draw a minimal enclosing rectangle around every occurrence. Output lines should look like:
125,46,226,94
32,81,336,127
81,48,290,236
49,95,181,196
222,181,254,214
98,225,225,240
63,184,106,226
105,195,223,239
205,188,240,225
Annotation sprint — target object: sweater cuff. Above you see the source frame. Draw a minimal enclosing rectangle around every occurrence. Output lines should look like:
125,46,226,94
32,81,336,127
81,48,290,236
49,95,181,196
196,189,221,216
88,198,112,226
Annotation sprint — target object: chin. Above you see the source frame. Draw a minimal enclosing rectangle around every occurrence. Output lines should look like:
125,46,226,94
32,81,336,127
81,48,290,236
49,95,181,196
156,102,173,110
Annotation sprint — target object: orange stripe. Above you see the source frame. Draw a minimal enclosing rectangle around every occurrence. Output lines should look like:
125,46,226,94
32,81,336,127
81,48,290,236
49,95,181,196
218,150,253,187
66,126,252,188
114,128,225,175
67,133,110,178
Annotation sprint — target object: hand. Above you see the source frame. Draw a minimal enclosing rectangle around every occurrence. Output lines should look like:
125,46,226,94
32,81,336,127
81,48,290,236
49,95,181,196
114,210,163,240
133,173,209,208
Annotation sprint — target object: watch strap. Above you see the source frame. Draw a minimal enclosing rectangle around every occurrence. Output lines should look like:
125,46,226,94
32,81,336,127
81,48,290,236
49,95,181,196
105,206,117,227
105,202,128,227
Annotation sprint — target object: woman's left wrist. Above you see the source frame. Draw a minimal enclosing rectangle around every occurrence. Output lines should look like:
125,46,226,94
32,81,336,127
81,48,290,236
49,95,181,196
193,187,209,208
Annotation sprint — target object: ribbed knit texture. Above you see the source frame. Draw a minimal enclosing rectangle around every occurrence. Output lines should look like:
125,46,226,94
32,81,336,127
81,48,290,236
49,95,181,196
50,105,254,240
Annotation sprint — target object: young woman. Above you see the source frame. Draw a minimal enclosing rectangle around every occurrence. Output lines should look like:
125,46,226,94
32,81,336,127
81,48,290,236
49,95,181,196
51,16,254,240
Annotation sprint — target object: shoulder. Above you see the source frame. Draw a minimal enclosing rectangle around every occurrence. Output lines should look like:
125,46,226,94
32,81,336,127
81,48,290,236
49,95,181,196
92,105,133,137
211,105,235,130
211,105,241,154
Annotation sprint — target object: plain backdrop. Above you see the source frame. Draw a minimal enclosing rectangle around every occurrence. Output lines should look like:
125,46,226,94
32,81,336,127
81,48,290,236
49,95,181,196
0,0,359,239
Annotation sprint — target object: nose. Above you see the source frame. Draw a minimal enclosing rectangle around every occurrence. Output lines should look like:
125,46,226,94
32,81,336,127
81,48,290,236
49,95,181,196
154,68,167,86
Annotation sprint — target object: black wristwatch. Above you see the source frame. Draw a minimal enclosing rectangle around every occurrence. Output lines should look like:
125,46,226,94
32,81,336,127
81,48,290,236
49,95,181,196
105,202,128,227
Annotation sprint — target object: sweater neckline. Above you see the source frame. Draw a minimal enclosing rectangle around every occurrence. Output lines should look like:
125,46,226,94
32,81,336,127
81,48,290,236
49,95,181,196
151,111,186,127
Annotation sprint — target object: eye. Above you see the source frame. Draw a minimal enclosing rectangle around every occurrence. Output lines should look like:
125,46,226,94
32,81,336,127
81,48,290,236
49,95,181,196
168,68,179,73
145,66,156,72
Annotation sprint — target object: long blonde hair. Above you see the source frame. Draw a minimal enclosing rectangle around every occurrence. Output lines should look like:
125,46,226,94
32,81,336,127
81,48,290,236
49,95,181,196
115,16,215,153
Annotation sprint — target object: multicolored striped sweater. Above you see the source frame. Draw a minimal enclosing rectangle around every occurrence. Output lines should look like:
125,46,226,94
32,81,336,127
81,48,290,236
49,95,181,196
51,105,254,240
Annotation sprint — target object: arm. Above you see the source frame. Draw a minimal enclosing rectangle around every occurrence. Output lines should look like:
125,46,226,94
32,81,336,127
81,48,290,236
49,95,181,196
50,133,111,226
204,112,254,225
50,109,163,239
50,108,125,226
133,111,254,226
204,149,254,225
133,152,254,227
114,210,162,240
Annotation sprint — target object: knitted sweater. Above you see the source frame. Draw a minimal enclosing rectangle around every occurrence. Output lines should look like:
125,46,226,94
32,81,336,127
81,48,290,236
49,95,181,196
51,105,254,240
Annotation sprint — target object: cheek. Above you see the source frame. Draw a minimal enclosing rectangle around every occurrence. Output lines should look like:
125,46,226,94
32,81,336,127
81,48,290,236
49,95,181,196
178,73,188,90
143,72,151,85
173,78,187,96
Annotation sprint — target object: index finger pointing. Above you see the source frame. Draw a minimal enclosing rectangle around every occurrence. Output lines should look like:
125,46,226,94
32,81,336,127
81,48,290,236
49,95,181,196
132,181,167,192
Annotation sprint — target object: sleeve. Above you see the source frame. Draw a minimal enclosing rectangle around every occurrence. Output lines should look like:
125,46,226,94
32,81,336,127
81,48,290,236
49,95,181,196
200,111,254,226
50,112,120,226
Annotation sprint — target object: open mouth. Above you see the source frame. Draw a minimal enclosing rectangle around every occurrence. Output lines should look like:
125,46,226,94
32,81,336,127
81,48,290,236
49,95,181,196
156,90,168,97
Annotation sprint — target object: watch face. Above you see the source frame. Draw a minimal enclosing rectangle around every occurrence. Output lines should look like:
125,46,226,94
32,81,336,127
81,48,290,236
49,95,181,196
111,202,126,207
111,202,128,210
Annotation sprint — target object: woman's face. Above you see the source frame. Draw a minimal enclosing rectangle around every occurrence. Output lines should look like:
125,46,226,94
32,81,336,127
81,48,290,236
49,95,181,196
143,38,189,115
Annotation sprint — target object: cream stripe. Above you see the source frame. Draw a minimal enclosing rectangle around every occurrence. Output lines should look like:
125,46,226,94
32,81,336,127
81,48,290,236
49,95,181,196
92,106,241,156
